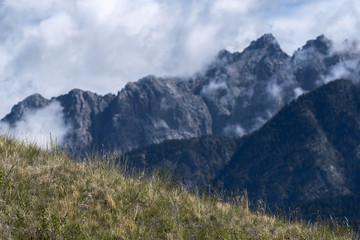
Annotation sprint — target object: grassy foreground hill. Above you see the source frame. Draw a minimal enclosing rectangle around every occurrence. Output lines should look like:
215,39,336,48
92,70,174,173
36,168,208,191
0,136,356,239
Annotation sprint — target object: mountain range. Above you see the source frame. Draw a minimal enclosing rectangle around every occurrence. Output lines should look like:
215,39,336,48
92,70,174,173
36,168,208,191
2,34,360,224
3,34,355,152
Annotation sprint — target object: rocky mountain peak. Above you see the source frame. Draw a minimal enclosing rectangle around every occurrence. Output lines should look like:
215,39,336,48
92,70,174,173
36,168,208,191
241,33,289,68
245,33,281,51
3,93,50,125
215,49,237,62
68,88,84,95
208,34,286,75
19,93,49,108
302,35,332,55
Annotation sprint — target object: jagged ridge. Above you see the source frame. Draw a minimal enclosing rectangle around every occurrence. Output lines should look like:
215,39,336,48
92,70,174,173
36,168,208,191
3,33,356,153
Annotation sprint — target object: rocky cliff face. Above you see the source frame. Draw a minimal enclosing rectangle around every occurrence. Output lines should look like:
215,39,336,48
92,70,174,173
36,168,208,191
94,76,213,152
56,89,116,152
1,34,358,152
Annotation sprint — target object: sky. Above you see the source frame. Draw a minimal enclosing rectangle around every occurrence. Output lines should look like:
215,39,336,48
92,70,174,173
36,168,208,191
0,0,359,119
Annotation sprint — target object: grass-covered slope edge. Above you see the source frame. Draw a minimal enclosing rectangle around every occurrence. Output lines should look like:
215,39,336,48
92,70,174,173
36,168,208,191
0,136,356,239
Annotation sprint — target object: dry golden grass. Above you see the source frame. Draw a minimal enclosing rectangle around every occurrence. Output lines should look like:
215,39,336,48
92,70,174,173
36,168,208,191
0,136,356,239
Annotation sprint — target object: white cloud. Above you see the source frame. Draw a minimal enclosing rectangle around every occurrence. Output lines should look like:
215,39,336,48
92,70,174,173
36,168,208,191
211,0,255,15
267,81,282,98
38,13,76,48
321,59,360,84
224,124,246,137
201,81,228,96
5,0,56,12
294,87,305,98
0,101,72,148
0,0,359,119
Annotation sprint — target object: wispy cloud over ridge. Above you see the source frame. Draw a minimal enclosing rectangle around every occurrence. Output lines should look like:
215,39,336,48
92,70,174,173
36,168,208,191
0,101,72,148
0,0,359,118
